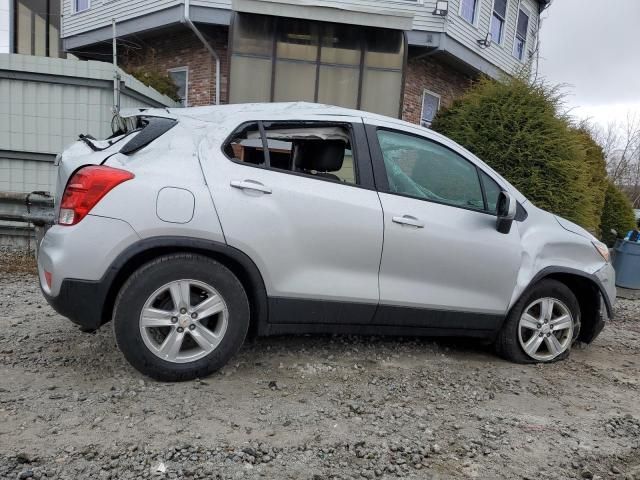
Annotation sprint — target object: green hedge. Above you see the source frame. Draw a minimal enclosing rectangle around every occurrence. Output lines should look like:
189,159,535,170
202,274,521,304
431,77,604,232
128,68,181,102
601,181,636,246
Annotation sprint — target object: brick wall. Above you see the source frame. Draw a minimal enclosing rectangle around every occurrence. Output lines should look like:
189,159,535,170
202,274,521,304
402,54,474,125
120,25,229,106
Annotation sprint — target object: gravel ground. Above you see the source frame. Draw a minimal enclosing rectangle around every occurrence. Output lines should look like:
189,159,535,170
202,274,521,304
1,267,640,480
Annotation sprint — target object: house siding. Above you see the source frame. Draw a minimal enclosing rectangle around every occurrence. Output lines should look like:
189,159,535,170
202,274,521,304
445,0,540,75
61,0,447,39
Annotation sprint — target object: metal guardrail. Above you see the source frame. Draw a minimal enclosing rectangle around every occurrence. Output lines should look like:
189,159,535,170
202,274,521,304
0,191,55,226
0,191,55,255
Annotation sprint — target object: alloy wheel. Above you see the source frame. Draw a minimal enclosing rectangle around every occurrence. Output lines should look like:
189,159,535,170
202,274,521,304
518,297,574,361
139,279,229,363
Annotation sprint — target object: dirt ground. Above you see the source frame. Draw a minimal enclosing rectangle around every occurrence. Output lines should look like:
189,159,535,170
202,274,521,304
1,266,639,480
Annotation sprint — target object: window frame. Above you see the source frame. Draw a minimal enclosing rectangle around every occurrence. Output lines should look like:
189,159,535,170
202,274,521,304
168,66,189,106
420,89,441,127
512,2,531,61
490,0,508,45
366,124,507,216
458,0,481,26
73,0,90,13
221,120,376,191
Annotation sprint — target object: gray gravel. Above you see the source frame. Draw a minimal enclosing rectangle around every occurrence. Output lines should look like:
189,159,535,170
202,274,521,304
1,269,640,479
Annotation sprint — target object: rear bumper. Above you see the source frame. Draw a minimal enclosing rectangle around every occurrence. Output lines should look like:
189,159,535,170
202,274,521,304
41,277,109,331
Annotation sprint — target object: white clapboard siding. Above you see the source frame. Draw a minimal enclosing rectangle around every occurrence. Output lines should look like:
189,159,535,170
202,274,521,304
445,0,539,75
62,0,447,38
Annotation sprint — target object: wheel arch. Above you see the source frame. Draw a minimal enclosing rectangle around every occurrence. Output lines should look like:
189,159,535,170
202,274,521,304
510,267,612,344
101,237,269,339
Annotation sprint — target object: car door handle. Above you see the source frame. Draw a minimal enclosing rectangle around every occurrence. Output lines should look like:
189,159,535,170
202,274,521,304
230,180,272,194
392,215,424,228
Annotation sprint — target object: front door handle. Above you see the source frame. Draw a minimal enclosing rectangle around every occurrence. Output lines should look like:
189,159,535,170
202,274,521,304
230,180,272,194
392,215,424,228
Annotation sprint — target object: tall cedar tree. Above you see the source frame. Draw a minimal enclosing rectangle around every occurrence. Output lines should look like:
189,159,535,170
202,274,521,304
432,77,601,231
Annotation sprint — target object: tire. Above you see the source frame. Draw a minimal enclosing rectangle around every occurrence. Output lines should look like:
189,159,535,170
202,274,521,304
495,279,580,364
113,253,250,381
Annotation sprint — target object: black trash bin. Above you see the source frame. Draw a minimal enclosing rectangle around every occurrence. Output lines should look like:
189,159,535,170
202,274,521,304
612,239,640,289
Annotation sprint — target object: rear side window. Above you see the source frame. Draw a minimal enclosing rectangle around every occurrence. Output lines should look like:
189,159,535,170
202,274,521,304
224,121,357,184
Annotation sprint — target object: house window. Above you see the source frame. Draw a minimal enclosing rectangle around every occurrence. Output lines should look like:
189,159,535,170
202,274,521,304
168,67,188,106
490,0,507,44
229,13,405,118
420,90,440,127
459,0,478,24
14,0,63,57
74,0,90,13
513,6,530,61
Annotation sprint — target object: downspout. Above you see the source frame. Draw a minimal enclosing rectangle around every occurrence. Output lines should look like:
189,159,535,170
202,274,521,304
182,0,221,105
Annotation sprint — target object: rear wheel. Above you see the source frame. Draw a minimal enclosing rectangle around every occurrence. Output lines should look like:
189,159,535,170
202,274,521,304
113,254,249,381
496,279,580,363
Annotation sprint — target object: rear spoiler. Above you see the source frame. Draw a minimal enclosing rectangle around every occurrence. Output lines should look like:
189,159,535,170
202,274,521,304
120,117,178,155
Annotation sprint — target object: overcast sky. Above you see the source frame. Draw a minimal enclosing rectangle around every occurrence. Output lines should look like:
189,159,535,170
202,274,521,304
538,0,640,127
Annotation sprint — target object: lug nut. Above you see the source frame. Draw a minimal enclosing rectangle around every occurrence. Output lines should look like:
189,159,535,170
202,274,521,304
546,333,551,337
536,323,542,329
189,324,196,331
171,317,178,323
180,308,187,314
538,333,543,337
177,327,184,333
191,312,198,319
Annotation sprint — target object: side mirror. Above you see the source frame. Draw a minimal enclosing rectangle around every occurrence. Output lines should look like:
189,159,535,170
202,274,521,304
496,191,516,234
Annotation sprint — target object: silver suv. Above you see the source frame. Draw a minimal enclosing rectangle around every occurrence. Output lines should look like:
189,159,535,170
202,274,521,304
37,103,615,381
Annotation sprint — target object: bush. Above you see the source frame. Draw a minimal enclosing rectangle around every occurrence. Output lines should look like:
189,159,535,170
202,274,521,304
601,181,636,247
431,76,604,231
128,68,181,102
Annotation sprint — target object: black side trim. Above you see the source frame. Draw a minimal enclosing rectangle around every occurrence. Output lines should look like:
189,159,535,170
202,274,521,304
372,304,503,330
264,323,494,339
42,278,107,331
269,297,377,325
121,117,178,155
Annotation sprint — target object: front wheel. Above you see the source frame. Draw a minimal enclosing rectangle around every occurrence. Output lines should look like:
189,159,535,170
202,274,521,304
113,254,250,381
496,279,580,363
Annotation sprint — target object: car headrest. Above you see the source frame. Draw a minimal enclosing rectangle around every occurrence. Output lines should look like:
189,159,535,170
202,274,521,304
294,140,346,172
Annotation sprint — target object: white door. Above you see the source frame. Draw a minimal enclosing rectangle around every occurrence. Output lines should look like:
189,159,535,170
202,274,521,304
369,125,523,329
200,117,383,324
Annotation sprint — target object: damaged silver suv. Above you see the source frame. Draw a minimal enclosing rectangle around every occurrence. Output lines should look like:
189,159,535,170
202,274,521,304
38,103,615,381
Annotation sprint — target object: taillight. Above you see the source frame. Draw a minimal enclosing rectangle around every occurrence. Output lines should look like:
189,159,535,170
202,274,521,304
58,166,134,226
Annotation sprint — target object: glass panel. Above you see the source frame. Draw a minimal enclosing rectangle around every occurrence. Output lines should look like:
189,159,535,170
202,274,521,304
273,61,316,102
75,0,89,12
233,13,275,56
34,7,46,56
421,92,440,127
320,23,361,65
377,130,484,210
364,29,404,69
517,9,530,38
168,69,188,106
317,65,359,109
490,14,504,43
335,150,355,183
460,0,477,23
276,19,319,61
229,56,272,103
480,170,502,214
49,0,62,57
360,69,402,117
224,122,266,166
493,0,507,18
513,37,525,60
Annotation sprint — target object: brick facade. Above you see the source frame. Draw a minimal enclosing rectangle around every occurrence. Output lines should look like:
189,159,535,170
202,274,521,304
402,54,474,125
120,26,229,107
118,30,472,124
